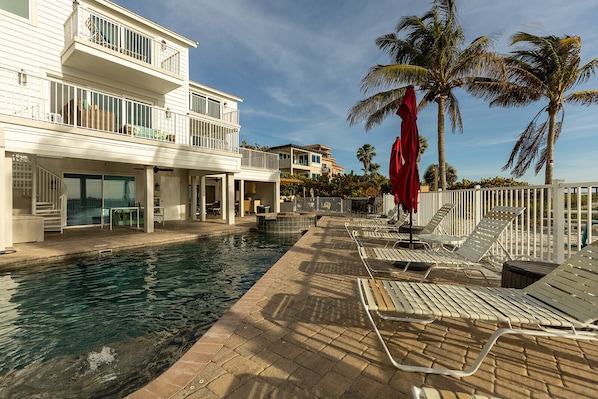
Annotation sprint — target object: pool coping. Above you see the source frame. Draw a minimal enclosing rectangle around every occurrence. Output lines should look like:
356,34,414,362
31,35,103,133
126,224,315,398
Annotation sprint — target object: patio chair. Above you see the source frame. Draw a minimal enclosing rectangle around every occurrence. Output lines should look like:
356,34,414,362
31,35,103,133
412,386,501,399
359,242,598,376
347,204,400,223
345,211,408,237
352,203,455,247
357,206,525,282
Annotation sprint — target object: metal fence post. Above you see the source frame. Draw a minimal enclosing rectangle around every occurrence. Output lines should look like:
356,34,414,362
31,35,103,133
553,179,565,263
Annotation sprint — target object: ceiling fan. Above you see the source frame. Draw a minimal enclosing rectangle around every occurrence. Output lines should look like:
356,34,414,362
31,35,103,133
133,166,175,173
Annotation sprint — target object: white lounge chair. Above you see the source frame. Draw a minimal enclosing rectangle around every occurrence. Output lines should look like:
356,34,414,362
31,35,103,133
352,203,456,247
358,206,525,282
345,211,408,237
358,243,598,376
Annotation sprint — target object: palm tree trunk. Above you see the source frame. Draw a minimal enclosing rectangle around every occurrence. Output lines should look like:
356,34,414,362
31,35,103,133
545,107,558,185
437,97,447,190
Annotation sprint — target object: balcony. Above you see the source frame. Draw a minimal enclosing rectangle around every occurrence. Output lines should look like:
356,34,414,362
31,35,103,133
0,67,239,154
240,148,279,171
62,4,184,94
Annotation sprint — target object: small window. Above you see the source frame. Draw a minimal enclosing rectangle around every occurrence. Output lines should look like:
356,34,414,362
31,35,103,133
0,0,29,19
311,155,321,164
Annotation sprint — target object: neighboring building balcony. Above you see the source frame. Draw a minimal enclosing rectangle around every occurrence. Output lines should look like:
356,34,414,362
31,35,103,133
1,67,239,154
293,159,310,167
240,148,279,171
62,4,185,94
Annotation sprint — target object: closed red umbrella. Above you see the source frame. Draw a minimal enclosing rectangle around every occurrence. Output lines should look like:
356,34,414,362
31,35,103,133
389,136,402,205
395,86,420,242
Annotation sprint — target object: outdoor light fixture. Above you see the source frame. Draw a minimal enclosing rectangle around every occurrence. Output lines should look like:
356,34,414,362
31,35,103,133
154,182,160,192
165,108,171,119
18,69,27,86
161,40,167,51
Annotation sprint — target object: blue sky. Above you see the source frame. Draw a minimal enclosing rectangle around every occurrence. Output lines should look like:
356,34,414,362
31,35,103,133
113,0,598,185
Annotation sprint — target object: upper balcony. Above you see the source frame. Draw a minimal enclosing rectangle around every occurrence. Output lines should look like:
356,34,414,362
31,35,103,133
62,4,189,94
0,66,239,155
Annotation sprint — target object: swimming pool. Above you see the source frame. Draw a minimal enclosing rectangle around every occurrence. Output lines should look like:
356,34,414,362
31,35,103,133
0,232,299,398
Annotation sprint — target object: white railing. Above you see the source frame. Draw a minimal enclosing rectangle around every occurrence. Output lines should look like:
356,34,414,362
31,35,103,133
63,5,181,74
0,66,239,154
415,180,598,263
240,148,279,171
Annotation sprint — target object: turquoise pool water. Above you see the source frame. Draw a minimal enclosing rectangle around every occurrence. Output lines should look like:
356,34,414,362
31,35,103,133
0,232,299,398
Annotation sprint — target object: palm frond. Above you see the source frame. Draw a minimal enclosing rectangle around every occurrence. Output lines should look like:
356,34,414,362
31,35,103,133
347,88,404,127
359,64,428,94
564,90,598,106
446,92,463,132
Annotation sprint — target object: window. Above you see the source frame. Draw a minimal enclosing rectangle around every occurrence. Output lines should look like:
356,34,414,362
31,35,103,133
64,174,136,226
298,154,309,165
311,155,321,164
190,92,221,119
126,99,152,128
311,173,321,179
0,0,29,19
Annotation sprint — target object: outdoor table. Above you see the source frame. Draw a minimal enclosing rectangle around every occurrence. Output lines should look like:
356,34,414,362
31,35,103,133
418,234,465,251
101,207,140,230
501,260,559,288
398,224,425,234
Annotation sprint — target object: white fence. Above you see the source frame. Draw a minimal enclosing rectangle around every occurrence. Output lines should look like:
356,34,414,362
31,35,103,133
409,180,598,263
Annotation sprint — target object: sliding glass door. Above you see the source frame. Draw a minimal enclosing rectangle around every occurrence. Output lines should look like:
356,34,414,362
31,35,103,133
64,174,136,226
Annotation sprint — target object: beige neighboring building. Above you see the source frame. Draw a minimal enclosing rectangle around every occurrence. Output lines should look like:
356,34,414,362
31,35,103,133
303,144,345,177
268,143,344,178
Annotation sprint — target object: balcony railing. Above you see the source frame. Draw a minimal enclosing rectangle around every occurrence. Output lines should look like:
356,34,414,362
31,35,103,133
63,5,181,74
240,148,279,171
0,67,239,154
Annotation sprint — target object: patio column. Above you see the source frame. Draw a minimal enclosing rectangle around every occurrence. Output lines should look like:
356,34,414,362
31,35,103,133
225,173,235,225
200,175,206,222
191,175,198,221
239,179,245,217
0,134,13,250
144,166,154,233
274,179,280,213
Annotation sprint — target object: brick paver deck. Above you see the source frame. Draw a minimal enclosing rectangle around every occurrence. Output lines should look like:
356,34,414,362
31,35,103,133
1,216,596,398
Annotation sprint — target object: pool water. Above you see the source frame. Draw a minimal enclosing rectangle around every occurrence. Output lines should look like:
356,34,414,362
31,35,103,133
0,232,299,399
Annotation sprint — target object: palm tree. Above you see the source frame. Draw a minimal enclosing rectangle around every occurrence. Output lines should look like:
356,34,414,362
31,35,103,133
356,144,377,175
347,0,498,190
469,33,598,183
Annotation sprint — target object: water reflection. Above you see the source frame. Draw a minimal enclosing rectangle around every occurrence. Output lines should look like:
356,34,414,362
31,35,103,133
0,232,299,398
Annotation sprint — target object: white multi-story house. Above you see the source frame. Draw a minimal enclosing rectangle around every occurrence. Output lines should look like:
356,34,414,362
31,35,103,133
0,0,279,251
268,143,344,179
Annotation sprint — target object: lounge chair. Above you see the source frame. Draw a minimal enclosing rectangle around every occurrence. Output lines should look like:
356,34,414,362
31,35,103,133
412,386,501,399
346,204,400,223
358,242,598,376
352,203,456,247
345,211,408,236
357,206,525,282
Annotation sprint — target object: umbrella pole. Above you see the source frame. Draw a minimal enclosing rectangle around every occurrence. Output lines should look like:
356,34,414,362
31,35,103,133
409,212,413,244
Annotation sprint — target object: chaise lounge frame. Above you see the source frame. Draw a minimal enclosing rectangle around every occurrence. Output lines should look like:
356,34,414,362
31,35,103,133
352,203,455,247
358,243,598,376
357,206,525,282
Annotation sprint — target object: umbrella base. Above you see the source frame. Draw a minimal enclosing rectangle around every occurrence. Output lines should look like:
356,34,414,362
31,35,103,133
393,240,429,270
398,225,425,234
395,240,426,249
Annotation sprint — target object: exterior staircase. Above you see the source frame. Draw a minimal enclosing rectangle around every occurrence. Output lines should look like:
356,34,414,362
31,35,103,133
12,154,66,233
35,202,63,232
